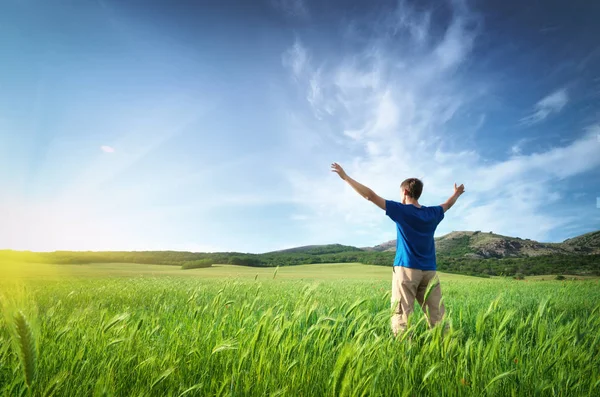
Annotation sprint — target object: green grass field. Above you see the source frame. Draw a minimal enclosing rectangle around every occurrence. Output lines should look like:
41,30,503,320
1,262,599,396
0,261,478,281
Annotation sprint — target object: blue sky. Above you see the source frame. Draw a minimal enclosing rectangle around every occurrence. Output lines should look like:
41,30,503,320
1,0,599,253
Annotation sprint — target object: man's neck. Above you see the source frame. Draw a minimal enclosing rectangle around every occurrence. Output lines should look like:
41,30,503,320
403,198,421,208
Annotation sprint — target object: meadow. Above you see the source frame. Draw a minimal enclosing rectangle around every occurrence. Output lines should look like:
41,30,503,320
1,262,599,396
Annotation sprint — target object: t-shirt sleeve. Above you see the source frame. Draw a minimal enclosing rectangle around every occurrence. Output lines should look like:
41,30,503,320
436,205,445,224
385,200,403,223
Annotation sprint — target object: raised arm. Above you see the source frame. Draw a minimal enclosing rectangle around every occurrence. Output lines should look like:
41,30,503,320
331,163,386,210
440,183,465,213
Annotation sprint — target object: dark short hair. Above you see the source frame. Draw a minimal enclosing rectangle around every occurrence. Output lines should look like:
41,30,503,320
400,178,423,200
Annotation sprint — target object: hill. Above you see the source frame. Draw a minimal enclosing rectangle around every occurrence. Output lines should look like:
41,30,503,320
367,230,600,258
267,244,363,255
562,230,600,252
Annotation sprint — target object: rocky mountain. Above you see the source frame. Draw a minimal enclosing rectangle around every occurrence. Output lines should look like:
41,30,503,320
366,230,600,258
364,240,397,252
562,230,600,251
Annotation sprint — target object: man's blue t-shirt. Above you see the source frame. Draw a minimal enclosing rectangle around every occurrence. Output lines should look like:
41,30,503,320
385,200,444,271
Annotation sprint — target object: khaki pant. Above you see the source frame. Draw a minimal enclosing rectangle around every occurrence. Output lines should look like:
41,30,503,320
391,266,445,336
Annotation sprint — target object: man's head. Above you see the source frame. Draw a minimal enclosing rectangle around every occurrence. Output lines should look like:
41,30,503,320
400,178,423,204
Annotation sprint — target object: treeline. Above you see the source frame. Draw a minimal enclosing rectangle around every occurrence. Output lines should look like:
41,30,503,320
435,254,600,277
1,249,598,277
0,250,216,266
272,244,363,255
181,259,213,270
0,249,393,268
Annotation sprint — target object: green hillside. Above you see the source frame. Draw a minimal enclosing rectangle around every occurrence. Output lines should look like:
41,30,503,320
267,244,363,255
1,230,599,278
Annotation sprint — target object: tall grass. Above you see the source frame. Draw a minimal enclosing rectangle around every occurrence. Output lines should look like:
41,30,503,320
0,276,599,396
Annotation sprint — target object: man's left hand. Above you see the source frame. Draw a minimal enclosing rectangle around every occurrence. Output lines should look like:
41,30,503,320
331,162,348,180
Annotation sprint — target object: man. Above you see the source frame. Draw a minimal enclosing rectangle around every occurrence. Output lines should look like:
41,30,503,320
330,162,465,336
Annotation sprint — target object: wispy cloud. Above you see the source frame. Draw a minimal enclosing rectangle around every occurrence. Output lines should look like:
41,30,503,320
509,137,534,156
282,38,308,79
520,88,569,125
282,40,337,120
433,14,477,70
279,2,598,245
291,214,308,221
100,145,115,153
271,0,309,19
510,143,523,156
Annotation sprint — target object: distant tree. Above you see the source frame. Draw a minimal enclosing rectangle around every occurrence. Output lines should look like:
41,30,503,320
181,259,212,270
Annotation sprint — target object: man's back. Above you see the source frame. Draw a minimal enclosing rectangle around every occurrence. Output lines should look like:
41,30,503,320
385,200,444,271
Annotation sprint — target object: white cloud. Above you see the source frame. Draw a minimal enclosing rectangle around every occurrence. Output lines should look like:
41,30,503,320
509,137,534,156
100,145,115,153
280,2,599,244
521,88,569,125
